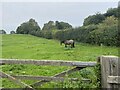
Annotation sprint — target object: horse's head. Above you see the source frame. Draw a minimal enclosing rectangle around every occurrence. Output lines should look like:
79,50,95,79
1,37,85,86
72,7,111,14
60,40,64,45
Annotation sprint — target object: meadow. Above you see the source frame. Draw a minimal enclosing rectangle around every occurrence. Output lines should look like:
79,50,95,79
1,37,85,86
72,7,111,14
0,34,118,88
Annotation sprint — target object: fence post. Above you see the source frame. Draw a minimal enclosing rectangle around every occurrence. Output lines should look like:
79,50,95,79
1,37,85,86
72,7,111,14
97,56,101,88
99,55,120,89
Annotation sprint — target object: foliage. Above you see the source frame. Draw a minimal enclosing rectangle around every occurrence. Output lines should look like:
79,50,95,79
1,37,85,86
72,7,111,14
54,24,97,42
42,30,53,39
42,21,56,31
83,7,118,26
16,18,41,35
94,62,101,88
83,13,105,26
54,28,74,41
104,8,118,17
0,30,6,34
42,21,72,31
55,21,72,30
56,67,98,88
88,16,118,46
53,16,118,46
10,31,16,34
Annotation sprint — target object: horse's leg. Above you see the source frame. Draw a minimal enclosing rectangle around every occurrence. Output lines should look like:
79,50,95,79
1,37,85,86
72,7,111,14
72,42,75,48
65,44,67,48
71,43,74,48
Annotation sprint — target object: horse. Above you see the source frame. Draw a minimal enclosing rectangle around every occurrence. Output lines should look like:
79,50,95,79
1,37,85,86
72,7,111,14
60,39,75,48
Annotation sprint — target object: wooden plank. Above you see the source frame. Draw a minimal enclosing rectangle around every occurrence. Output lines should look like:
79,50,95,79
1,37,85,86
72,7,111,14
0,59,96,67
109,56,119,88
100,56,119,88
5,75,80,82
0,71,35,90
107,76,120,84
54,67,83,77
0,60,4,65
31,67,85,87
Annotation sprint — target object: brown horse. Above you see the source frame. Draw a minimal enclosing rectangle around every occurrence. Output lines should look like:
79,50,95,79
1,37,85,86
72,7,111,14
60,39,75,48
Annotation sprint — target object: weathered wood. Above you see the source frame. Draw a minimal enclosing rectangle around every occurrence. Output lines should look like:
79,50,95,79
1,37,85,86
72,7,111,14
0,71,35,90
30,67,84,86
1,74,80,81
54,67,83,77
107,76,120,84
0,59,96,67
0,60,4,65
97,57,101,88
100,56,119,88
1,59,95,88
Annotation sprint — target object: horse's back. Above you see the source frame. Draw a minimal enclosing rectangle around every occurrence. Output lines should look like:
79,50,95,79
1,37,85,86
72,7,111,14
65,40,74,44
69,40,74,42
68,40,74,43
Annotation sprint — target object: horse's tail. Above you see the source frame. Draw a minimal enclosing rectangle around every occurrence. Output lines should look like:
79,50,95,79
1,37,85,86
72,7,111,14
73,42,75,48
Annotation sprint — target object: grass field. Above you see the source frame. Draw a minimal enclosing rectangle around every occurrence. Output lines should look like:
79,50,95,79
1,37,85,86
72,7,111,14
0,34,118,88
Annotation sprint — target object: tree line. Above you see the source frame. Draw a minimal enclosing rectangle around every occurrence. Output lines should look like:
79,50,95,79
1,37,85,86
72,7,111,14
0,30,15,34
1,7,119,46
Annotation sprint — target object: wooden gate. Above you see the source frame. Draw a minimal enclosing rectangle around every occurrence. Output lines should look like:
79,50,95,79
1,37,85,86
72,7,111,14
0,55,119,89
0,59,96,89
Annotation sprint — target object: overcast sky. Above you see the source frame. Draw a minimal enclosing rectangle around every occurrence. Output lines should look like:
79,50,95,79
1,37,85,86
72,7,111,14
0,1,119,33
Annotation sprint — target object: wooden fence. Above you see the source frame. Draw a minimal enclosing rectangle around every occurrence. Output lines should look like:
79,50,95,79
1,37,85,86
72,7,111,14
0,55,119,89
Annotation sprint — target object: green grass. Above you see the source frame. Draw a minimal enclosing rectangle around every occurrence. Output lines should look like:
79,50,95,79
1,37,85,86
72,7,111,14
2,34,118,61
0,34,118,88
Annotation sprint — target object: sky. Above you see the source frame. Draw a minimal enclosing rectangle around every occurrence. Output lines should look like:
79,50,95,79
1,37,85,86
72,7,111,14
0,0,119,33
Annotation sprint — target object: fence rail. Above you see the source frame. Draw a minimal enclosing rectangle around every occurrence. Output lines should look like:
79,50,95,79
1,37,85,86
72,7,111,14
0,71,34,89
0,59,97,67
1,74,90,82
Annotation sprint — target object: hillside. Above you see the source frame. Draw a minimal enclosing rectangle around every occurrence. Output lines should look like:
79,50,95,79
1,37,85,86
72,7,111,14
1,34,118,88
2,34,118,61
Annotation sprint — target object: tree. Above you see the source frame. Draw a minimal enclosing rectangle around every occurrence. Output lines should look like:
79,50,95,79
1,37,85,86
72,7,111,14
0,30,6,34
104,8,118,17
88,16,118,46
16,18,41,34
10,31,16,34
42,21,56,31
83,13,105,26
55,21,72,30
